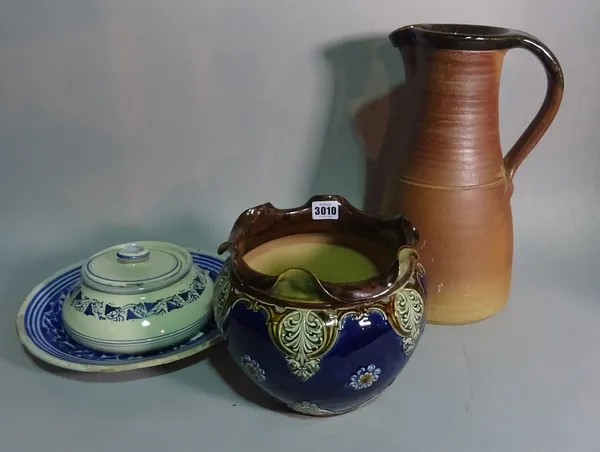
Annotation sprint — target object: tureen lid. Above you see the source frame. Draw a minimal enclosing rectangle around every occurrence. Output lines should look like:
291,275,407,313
81,241,194,295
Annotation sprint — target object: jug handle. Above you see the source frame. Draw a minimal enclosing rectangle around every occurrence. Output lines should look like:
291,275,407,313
502,32,564,181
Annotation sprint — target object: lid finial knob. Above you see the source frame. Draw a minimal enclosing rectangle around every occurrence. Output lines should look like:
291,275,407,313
116,244,150,263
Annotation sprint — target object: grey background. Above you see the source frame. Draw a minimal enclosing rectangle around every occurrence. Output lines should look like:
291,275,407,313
1,0,598,450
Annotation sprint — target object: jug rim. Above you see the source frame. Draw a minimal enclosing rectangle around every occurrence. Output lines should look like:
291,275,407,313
390,23,533,51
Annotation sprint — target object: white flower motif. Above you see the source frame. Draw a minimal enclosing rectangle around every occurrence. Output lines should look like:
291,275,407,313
349,364,381,390
240,354,266,382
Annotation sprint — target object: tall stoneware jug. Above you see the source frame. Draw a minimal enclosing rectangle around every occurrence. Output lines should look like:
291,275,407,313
380,24,564,325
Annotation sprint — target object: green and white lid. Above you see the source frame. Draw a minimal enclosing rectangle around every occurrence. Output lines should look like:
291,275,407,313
81,241,194,295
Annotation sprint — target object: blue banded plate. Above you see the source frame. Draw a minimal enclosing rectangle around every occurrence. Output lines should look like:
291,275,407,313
16,250,225,373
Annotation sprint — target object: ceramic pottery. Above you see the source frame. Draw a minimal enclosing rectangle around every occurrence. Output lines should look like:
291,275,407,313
380,24,564,325
213,195,427,417
16,250,224,372
61,241,214,354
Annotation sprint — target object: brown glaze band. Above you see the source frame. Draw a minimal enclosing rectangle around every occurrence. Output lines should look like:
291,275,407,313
217,195,420,306
391,23,564,181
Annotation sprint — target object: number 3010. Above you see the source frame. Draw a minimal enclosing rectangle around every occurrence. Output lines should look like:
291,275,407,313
314,206,337,216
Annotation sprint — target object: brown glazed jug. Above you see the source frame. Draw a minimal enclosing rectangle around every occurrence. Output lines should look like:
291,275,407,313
379,24,564,325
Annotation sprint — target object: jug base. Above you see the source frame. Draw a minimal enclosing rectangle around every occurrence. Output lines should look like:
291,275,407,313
425,297,509,325
427,314,500,326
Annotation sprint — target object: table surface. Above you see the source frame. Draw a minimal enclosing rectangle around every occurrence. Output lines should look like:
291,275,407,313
1,239,598,452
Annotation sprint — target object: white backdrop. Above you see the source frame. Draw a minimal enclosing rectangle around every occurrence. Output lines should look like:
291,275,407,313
1,0,598,450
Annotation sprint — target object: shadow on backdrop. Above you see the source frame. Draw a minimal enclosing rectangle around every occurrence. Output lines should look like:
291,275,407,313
308,35,419,214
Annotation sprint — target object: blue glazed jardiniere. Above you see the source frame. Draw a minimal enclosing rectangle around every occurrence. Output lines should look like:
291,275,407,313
213,195,427,417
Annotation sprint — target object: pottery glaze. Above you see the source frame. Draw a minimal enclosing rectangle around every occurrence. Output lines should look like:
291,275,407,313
213,195,427,416
16,250,224,372
61,241,214,355
381,24,564,325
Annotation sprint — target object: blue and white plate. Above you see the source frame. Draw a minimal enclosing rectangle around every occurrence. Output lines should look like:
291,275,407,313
16,250,225,373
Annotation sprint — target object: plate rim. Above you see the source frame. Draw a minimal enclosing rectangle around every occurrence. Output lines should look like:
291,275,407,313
15,248,225,373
